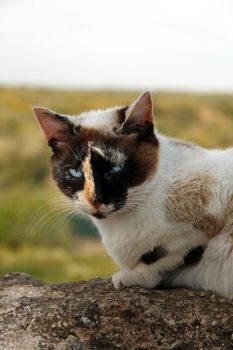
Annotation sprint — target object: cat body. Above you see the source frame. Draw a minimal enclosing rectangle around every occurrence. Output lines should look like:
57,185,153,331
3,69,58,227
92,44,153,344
34,92,233,299
95,135,233,298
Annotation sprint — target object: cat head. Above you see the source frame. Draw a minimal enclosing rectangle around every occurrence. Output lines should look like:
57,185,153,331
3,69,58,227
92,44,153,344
33,92,159,219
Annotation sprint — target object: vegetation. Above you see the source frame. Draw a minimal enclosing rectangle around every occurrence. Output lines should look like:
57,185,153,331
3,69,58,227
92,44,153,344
1,86,233,282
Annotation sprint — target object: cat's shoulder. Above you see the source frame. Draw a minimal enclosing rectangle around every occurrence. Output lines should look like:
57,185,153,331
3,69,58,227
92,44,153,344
157,135,206,165
165,136,202,150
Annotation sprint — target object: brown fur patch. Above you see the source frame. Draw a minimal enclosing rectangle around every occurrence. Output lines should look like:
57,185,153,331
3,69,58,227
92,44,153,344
132,138,159,183
165,174,222,237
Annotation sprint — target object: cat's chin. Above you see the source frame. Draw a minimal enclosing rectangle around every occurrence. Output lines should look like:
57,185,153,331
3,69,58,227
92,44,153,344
89,207,133,219
84,205,137,219
90,211,106,219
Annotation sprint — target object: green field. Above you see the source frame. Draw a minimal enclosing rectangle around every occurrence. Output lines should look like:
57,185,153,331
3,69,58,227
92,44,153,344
1,86,233,282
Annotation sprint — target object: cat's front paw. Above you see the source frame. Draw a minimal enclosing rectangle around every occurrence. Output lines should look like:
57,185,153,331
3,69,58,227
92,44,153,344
112,270,147,290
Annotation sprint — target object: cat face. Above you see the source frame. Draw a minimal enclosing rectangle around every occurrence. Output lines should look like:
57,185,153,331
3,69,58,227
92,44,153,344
34,92,159,218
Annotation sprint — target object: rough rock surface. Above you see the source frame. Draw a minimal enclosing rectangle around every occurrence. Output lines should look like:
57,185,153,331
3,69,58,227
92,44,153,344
0,273,232,350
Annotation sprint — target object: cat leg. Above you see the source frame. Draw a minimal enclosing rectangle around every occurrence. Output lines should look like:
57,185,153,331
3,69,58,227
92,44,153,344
170,232,233,299
112,231,207,290
112,268,156,290
112,253,184,290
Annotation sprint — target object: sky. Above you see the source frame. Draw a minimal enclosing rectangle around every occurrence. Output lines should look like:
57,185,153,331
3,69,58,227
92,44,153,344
0,0,233,91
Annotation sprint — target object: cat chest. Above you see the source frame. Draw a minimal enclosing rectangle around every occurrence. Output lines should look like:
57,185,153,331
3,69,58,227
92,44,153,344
103,235,153,267
100,222,168,268
99,215,212,268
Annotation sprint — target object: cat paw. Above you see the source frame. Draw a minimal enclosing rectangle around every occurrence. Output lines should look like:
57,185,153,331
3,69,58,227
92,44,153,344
112,270,147,290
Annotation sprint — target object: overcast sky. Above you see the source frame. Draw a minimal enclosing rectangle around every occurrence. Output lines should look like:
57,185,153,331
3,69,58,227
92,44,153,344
1,0,233,91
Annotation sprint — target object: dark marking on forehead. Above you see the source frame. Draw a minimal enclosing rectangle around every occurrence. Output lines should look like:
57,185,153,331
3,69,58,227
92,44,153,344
60,126,158,177
183,245,205,266
140,245,167,265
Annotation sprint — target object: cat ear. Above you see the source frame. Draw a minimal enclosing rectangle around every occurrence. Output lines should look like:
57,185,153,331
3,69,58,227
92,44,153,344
120,91,154,136
33,107,73,143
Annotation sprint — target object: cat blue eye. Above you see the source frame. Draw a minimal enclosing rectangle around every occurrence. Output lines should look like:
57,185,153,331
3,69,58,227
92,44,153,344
110,164,124,174
69,168,83,178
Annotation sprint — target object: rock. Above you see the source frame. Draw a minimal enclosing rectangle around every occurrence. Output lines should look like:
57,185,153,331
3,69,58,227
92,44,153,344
0,273,232,350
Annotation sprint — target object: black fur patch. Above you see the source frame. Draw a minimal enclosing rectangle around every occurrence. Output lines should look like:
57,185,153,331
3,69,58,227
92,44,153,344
141,245,167,265
90,149,128,210
184,245,205,266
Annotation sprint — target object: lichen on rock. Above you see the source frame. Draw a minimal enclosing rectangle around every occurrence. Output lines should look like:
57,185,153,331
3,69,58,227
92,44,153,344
0,272,232,350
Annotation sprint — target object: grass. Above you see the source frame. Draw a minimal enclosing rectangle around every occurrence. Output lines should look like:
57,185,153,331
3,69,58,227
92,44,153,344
1,85,233,282
0,242,117,282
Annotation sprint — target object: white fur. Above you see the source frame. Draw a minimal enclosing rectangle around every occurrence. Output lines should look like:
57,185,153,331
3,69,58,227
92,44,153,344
67,107,121,133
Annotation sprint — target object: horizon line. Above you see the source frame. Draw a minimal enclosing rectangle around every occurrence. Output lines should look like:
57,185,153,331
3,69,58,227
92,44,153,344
1,82,233,95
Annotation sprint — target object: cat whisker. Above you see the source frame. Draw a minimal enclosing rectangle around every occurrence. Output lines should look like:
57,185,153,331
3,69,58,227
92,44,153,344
28,206,73,237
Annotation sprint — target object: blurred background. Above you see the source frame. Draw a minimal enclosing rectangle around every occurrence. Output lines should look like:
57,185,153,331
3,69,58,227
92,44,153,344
0,0,233,282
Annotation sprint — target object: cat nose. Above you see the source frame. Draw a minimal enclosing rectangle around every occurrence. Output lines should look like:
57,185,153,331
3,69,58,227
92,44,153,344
94,192,104,205
92,200,101,210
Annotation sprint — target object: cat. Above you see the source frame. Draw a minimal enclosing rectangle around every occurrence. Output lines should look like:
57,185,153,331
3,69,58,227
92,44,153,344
33,91,233,299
